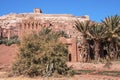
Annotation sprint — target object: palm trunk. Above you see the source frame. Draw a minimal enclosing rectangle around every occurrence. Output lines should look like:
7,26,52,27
115,44,119,59
81,35,90,62
99,42,104,58
0,28,3,38
94,40,100,61
109,41,115,59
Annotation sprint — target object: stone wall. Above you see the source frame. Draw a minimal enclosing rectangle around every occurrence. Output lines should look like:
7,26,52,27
0,8,90,62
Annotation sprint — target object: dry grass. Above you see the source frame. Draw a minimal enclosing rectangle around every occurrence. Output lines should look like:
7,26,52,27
1,75,120,80
0,71,120,80
97,71,120,77
0,71,74,80
0,77,37,80
0,76,75,80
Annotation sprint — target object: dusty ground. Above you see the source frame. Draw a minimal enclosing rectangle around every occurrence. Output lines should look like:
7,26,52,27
67,62,120,71
0,44,120,80
0,73,120,80
0,44,18,71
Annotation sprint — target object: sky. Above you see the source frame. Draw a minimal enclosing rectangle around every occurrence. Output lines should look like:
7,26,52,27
0,0,120,22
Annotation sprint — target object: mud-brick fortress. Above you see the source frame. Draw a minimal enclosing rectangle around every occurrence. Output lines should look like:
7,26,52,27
0,8,90,62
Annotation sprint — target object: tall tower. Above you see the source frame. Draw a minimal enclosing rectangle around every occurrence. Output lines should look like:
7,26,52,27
34,8,42,13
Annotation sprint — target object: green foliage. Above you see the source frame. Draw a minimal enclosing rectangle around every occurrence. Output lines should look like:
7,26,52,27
75,20,93,62
58,31,69,38
75,15,120,62
89,23,108,40
75,20,92,35
11,28,74,77
75,70,95,75
102,15,120,41
102,15,120,59
0,36,19,46
97,71,120,77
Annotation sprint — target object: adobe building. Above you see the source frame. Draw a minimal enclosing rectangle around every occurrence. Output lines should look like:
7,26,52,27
0,8,90,62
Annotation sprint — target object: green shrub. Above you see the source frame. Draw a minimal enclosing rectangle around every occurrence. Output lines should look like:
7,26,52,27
0,36,19,46
11,28,74,77
0,39,2,44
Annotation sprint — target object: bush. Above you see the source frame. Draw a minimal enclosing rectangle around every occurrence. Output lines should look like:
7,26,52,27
0,39,2,44
0,36,19,46
11,28,74,77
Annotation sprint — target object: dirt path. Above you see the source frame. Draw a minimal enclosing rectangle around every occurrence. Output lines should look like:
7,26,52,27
0,74,119,80
74,74,120,80
67,62,120,71
0,44,18,71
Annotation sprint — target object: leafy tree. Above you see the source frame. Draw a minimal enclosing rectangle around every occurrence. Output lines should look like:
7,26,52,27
11,28,74,77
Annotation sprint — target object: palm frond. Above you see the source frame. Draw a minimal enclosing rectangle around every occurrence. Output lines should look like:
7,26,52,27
74,20,92,35
89,23,108,40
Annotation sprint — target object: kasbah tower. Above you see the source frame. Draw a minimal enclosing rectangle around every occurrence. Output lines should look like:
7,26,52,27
0,8,90,62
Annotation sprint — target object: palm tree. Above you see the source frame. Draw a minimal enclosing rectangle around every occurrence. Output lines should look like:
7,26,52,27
102,15,120,59
75,20,94,62
88,23,108,61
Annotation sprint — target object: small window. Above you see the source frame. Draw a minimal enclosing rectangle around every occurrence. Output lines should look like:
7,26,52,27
24,23,26,27
28,23,30,27
35,23,38,27
32,22,34,26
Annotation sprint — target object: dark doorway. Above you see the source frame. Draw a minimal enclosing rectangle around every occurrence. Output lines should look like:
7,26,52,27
69,54,72,61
